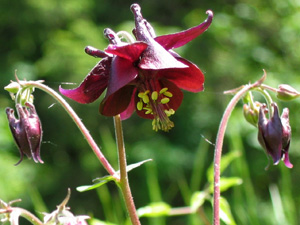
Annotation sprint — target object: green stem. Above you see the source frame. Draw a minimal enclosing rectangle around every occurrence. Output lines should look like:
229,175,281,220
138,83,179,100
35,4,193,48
253,87,274,117
213,72,266,225
113,115,141,225
21,81,117,178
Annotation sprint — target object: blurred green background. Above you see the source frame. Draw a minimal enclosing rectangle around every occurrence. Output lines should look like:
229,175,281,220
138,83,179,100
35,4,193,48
0,0,299,224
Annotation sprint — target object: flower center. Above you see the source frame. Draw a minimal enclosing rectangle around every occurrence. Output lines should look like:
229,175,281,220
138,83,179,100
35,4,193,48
137,87,175,131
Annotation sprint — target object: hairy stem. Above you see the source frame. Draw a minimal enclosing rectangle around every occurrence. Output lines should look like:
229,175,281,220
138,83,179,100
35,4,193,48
22,81,116,177
113,115,141,225
1,207,43,225
213,72,266,224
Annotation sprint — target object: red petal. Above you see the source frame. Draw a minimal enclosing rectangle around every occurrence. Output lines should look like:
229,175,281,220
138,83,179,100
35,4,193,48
138,40,187,70
105,42,148,62
155,10,213,50
106,56,138,97
59,58,111,103
120,89,137,120
100,85,135,116
283,150,293,168
156,57,205,92
160,79,183,111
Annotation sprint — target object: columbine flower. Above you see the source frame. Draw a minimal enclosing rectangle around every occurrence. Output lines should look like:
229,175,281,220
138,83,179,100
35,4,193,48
257,103,293,168
6,102,43,165
60,3,213,131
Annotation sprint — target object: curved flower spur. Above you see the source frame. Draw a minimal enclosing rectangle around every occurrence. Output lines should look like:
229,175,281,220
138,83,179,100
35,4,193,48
60,3,213,131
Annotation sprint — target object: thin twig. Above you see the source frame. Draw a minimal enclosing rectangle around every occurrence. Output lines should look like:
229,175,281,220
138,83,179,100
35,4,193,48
213,70,267,224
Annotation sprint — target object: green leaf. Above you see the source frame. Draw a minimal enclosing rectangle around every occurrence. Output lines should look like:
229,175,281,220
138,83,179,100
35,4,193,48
137,202,171,217
76,175,116,192
219,197,237,225
77,159,152,192
125,159,152,173
207,151,240,182
209,177,243,193
190,191,208,212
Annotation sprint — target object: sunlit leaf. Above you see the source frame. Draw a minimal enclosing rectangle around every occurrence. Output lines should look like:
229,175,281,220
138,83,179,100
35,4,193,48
190,191,208,212
219,197,237,225
77,159,152,192
209,177,243,193
137,202,171,217
125,159,152,173
76,175,116,192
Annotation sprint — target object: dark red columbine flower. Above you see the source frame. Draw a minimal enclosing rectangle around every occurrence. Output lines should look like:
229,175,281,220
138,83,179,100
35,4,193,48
60,3,213,131
257,103,293,168
6,102,43,165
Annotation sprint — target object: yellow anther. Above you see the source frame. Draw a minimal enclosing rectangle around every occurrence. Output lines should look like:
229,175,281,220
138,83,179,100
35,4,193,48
142,95,149,104
138,92,144,98
160,97,170,104
159,87,168,94
152,118,161,131
163,91,173,98
151,91,158,101
164,109,175,117
138,90,150,98
137,101,143,111
142,106,153,114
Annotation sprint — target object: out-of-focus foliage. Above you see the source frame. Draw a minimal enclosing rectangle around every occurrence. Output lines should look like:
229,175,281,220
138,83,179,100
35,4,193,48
0,0,299,224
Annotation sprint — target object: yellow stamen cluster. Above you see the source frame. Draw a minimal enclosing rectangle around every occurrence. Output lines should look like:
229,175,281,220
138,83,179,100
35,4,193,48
137,88,175,131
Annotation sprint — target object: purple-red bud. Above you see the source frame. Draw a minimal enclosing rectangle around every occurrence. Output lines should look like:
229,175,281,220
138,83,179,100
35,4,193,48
257,103,292,168
6,102,43,165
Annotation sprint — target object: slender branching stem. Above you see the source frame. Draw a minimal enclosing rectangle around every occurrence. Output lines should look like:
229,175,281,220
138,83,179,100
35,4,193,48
0,207,43,225
113,115,141,225
213,71,266,225
20,81,117,178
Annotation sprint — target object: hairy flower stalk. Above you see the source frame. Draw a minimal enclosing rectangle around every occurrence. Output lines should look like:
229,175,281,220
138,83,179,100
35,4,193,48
60,3,213,131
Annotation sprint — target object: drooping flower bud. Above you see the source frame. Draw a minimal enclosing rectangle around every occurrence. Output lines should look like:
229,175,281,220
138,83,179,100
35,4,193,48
276,84,300,101
6,102,43,165
257,103,293,168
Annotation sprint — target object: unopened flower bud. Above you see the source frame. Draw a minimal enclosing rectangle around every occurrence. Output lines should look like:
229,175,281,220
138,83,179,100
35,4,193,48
257,103,293,168
243,101,262,127
276,84,300,101
6,102,43,165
